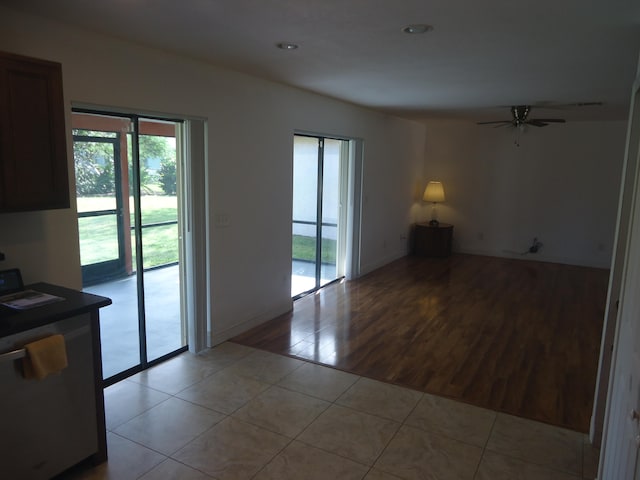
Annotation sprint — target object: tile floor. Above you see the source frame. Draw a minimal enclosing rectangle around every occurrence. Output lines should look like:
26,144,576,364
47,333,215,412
62,342,600,480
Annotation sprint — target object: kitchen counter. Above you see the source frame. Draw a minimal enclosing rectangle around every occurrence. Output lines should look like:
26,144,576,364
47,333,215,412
0,282,111,337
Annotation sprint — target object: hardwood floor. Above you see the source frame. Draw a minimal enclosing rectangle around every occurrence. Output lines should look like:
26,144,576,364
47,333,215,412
232,254,609,432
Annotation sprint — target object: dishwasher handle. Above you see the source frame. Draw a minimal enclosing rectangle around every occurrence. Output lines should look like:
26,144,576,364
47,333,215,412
0,325,90,363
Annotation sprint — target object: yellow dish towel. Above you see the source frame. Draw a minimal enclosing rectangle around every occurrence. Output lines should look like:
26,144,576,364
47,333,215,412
22,334,68,380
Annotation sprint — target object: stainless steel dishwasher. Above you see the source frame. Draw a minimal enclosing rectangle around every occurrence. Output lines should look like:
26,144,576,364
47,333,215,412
0,314,98,479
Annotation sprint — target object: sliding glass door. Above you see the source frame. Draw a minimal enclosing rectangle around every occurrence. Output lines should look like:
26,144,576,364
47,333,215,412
292,134,348,298
72,110,187,383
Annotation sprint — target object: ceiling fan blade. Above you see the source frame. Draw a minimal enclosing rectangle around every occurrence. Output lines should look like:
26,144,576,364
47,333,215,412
527,120,549,127
568,102,603,107
477,120,512,125
532,118,566,123
531,101,603,110
551,101,603,108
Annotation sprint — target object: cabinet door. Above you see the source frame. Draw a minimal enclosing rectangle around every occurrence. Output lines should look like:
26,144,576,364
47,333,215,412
0,51,69,212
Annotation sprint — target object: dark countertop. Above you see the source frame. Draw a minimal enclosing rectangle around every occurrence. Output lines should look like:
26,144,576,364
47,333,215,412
0,283,111,338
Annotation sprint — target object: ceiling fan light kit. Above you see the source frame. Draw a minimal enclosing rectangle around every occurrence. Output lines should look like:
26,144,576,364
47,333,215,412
477,105,567,129
477,101,602,130
475,103,601,146
401,24,434,34
276,42,299,50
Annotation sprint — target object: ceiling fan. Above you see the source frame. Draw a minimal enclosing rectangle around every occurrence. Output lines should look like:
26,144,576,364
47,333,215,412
477,105,566,128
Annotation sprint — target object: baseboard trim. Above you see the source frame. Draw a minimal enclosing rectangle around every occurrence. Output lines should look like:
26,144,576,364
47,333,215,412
456,248,612,270
360,250,407,277
210,299,293,346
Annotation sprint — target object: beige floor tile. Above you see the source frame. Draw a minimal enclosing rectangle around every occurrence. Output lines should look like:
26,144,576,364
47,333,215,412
128,354,224,395
405,393,496,447
104,380,171,430
176,368,271,414
201,341,256,364
278,362,359,401
297,404,400,465
138,458,215,479
375,425,482,480
486,414,583,476
233,385,330,437
225,350,305,384
114,397,225,455
173,417,290,480
170,345,253,375
87,353,600,480
336,377,423,422
253,441,369,479
63,432,166,479
475,451,581,480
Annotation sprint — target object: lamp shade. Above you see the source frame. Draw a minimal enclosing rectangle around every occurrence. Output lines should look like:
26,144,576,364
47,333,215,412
423,181,445,203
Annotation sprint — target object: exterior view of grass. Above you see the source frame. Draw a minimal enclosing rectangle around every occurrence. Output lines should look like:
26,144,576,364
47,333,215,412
78,195,179,269
78,215,120,265
79,195,336,270
139,207,177,225
139,195,178,225
292,235,337,264
134,224,179,270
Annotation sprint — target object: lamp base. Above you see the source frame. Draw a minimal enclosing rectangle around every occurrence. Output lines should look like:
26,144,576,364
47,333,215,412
429,219,440,227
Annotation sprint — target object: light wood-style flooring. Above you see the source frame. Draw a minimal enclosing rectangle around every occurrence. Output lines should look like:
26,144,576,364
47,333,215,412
232,254,608,432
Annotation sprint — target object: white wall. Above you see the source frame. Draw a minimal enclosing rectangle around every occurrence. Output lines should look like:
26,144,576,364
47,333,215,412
423,119,627,268
0,6,425,343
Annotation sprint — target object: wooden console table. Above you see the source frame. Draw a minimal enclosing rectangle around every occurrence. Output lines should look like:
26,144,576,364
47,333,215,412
414,222,453,257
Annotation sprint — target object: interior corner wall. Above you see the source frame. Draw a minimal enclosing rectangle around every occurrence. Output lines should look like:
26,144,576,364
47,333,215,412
0,6,426,343
422,119,627,268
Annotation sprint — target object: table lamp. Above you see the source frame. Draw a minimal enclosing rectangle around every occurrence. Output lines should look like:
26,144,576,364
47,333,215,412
423,181,445,226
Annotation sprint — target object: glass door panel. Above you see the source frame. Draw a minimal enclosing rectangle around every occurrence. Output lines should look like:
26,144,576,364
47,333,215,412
138,120,186,361
292,136,320,297
73,113,139,378
72,111,187,382
292,135,346,298
320,139,341,286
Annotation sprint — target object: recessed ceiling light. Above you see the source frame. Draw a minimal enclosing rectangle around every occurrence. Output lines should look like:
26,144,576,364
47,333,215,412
402,24,434,34
276,42,299,50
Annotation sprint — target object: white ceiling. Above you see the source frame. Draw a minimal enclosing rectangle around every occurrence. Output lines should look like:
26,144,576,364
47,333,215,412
3,0,640,122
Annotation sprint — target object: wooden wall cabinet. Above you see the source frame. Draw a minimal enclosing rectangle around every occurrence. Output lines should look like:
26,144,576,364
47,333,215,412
0,51,69,213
